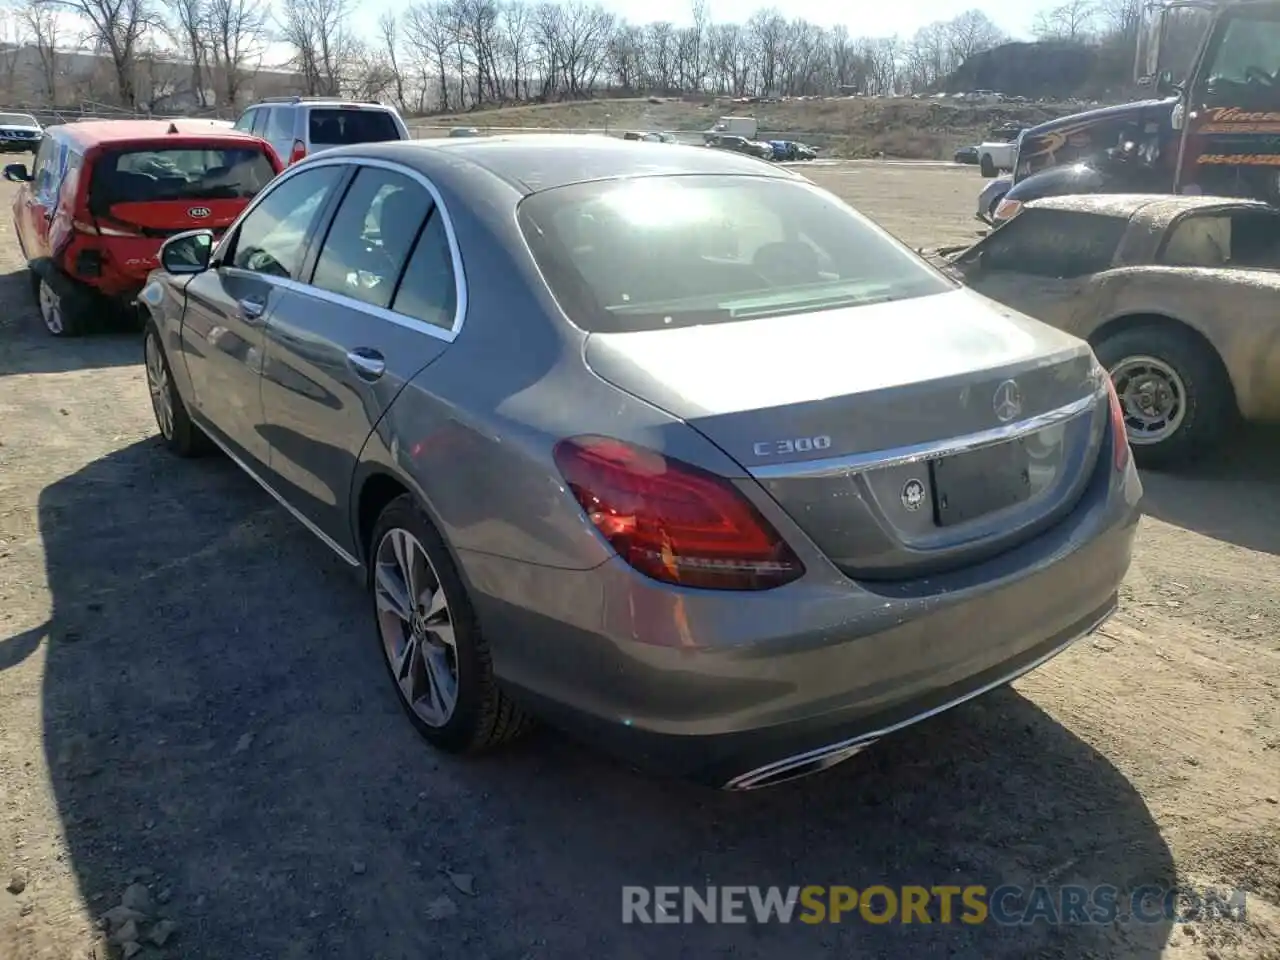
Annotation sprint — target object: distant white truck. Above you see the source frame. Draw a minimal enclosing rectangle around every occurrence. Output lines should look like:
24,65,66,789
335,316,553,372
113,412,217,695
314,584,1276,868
705,116,759,140
977,131,1022,178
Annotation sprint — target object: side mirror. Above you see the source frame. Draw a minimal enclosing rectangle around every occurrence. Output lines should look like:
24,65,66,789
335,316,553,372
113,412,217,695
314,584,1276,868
160,229,215,275
3,162,31,183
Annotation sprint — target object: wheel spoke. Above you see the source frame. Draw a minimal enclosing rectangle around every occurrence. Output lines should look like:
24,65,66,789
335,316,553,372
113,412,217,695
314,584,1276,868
422,647,456,720
375,563,413,622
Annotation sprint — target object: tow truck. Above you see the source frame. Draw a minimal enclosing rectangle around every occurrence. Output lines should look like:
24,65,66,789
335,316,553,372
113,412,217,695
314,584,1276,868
988,0,1280,224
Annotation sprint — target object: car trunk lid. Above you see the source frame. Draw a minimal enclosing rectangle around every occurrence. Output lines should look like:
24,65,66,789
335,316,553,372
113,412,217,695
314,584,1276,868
583,288,1108,580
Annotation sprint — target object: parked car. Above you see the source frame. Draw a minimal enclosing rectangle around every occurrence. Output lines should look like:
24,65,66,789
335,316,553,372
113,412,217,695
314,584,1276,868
976,175,1012,223
954,145,979,165
640,132,678,143
138,136,1140,790
706,133,773,160
232,96,409,166
4,118,283,337
448,127,482,138
0,112,42,154
931,194,1280,467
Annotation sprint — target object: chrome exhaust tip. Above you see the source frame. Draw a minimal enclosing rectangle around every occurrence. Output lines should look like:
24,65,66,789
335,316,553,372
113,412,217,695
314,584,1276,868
723,738,879,791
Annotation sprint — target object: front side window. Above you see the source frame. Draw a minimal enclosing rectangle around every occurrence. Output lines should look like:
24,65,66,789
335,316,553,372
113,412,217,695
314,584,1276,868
251,108,271,137
518,175,953,333
311,166,431,308
1203,11,1280,94
231,165,344,279
233,108,256,132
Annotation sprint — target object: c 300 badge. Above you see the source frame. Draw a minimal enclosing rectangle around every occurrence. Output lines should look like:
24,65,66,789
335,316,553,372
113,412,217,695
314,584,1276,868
901,479,926,511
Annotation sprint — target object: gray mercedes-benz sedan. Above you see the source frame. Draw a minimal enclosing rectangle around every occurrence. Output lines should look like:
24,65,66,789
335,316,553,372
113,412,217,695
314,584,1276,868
138,136,1143,790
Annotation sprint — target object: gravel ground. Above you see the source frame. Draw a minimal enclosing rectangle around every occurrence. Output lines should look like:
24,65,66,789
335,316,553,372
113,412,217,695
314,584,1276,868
0,166,1277,960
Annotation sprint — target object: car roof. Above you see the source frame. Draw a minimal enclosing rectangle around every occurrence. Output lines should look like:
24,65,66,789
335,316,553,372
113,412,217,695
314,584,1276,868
316,134,801,193
53,118,269,150
1025,193,1272,221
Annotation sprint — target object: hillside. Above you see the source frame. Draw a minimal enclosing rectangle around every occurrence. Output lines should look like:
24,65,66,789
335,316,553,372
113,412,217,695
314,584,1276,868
942,39,1137,101
426,96,1092,160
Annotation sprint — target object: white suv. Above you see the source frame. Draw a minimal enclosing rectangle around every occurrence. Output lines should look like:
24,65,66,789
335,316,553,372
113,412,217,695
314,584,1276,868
232,97,410,167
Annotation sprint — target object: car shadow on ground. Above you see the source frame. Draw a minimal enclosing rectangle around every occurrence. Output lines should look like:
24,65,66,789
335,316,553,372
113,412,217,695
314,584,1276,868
32,438,1176,959
1138,425,1280,555
0,269,141,377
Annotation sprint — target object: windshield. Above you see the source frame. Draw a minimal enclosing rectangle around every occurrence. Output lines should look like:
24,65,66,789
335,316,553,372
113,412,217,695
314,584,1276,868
1204,9,1280,91
518,175,953,333
308,108,400,146
89,146,276,211
0,113,37,126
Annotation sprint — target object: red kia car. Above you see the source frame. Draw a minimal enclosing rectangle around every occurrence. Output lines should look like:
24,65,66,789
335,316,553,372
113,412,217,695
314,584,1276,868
4,119,282,336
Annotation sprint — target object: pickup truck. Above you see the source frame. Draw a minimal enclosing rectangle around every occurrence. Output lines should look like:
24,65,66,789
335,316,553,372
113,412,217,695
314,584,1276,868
977,137,1019,177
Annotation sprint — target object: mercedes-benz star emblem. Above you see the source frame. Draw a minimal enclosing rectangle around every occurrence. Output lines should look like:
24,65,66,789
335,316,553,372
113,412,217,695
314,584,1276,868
993,379,1023,423
188,206,211,219
901,478,925,511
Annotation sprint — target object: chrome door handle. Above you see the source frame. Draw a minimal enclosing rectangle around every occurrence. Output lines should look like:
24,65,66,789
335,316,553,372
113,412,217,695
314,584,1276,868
238,297,266,322
346,348,386,381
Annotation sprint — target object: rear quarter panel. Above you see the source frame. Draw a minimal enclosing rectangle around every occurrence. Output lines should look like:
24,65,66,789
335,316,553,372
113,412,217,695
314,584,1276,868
1067,267,1280,423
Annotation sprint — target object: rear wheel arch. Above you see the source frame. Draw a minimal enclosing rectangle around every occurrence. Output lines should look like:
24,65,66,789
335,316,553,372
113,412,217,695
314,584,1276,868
1087,313,1240,416
354,468,464,576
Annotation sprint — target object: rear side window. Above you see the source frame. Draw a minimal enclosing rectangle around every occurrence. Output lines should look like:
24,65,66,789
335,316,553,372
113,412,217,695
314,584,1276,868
265,108,294,141
308,108,399,146
391,215,457,329
518,175,952,333
88,146,277,212
311,167,432,309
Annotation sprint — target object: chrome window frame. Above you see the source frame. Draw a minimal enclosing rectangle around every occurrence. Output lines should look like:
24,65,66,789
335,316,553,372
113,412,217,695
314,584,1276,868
209,154,468,344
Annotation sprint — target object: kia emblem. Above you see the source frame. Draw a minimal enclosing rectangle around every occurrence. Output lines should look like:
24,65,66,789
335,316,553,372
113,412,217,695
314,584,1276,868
188,206,211,219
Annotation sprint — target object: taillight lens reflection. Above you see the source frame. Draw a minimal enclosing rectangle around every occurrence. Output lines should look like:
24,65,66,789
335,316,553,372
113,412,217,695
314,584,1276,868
1106,377,1131,471
553,435,804,591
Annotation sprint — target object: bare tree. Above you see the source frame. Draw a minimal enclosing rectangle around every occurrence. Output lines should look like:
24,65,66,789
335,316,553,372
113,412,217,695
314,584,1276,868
277,0,356,96
19,0,62,103
165,0,207,107
378,9,407,108
1034,0,1099,43
207,0,267,106
37,0,161,105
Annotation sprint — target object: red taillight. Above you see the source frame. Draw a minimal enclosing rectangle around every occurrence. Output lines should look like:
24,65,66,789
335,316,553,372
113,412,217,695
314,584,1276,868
288,140,307,165
553,436,804,591
1106,378,1130,471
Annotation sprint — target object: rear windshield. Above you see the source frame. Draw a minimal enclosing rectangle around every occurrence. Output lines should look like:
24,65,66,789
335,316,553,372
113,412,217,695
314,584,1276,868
308,108,400,146
88,146,276,210
518,175,953,332
0,113,37,126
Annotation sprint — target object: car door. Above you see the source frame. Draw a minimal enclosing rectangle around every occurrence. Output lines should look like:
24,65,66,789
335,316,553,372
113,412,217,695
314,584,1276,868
18,133,60,260
262,106,295,168
179,163,347,467
954,208,1127,330
258,160,461,553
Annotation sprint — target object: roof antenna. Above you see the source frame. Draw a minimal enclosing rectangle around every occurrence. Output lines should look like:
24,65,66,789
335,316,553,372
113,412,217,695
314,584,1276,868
167,121,179,134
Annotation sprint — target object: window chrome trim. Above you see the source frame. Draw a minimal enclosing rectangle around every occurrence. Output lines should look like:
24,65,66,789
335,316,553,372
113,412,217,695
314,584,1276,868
209,153,468,343
747,390,1102,481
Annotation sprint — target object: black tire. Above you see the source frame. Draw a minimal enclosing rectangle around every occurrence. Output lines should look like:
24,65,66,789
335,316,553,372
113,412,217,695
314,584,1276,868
143,322,211,457
1093,323,1236,470
369,494,532,754
980,154,997,178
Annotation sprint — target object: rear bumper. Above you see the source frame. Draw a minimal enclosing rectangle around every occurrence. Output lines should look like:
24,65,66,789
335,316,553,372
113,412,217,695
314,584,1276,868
463,459,1141,788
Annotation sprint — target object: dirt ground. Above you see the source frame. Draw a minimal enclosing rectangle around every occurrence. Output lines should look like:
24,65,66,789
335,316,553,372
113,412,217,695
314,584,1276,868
0,166,1278,960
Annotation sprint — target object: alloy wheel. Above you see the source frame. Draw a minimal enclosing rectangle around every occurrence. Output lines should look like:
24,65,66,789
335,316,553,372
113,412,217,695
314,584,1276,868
38,279,63,335
1109,355,1187,445
145,333,174,441
374,527,459,727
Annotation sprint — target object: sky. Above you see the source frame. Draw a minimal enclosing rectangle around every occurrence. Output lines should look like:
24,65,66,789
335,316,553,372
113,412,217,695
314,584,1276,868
357,0,1045,44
